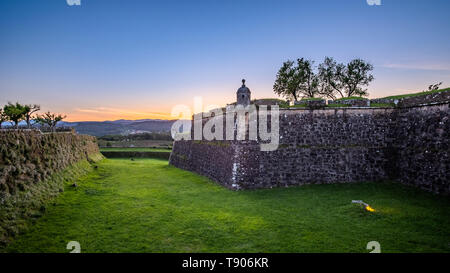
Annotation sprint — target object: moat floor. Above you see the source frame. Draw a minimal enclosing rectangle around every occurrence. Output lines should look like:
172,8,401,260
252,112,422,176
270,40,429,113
5,159,450,253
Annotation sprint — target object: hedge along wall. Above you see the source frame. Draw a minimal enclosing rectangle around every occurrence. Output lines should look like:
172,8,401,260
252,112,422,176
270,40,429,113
0,130,103,245
170,102,450,195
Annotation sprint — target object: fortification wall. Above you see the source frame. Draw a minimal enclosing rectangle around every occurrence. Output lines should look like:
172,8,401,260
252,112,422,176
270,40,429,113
0,130,103,245
170,140,237,187
389,104,449,194
233,108,395,189
0,130,101,194
170,102,449,195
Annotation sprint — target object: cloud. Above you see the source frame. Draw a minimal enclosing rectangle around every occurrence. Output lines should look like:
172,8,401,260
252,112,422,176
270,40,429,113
381,63,450,71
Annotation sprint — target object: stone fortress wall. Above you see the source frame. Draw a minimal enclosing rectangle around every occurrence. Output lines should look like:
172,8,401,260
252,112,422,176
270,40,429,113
0,130,103,244
0,130,101,194
170,90,450,195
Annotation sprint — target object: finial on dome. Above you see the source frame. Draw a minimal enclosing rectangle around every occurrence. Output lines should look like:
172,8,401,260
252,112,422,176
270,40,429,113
242,79,246,86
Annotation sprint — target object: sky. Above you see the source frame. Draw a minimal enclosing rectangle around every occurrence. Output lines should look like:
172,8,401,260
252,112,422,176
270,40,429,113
0,0,449,121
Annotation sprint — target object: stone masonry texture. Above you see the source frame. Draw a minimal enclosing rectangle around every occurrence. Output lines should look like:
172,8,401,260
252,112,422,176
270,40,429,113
170,92,450,195
0,130,100,195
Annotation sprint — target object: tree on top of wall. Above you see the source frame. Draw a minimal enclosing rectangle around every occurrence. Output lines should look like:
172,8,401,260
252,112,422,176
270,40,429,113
3,102,27,128
24,104,41,129
318,57,374,98
341,58,374,97
35,112,67,132
273,58,321,101
274,57,375,100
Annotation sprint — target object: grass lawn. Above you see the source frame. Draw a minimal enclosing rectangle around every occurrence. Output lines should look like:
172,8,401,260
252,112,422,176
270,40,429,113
4,159,450,253
99,147,171,152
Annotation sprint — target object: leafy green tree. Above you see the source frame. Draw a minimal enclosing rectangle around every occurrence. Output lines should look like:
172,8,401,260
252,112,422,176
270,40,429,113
273,60,299,101
273,58,320,101
35,111,67,132
3,102,27,128
342,58,374,97
318,57,374,98
297,58,320,98
318,57,345,99
24,104,40,128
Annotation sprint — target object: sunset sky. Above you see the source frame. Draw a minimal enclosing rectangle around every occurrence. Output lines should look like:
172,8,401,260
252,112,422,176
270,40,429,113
1,0,449,121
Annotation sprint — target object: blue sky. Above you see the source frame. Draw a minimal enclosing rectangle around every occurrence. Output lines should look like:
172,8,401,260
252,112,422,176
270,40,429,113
1,0,449,121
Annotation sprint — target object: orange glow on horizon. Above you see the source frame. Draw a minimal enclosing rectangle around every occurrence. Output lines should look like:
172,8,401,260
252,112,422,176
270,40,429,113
63,96,235,122
65,111,175,122
63,106,176,122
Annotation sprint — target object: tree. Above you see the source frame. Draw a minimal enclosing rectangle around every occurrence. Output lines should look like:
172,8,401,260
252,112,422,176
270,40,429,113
318,57,374,98
35,111,67,132
318,57,345,99
296,58,320,98
274,60,300,101
342,58,374,97
273,58,320,101
427,82,442,91
24,104,40,129
3,102,27,128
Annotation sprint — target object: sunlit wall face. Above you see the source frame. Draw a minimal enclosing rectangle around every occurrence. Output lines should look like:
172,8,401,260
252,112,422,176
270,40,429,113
1,0,449,121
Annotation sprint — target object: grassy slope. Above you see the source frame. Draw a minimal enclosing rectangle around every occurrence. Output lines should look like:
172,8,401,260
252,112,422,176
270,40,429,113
377,87,450,100
4,158,450,253
99,147,172,152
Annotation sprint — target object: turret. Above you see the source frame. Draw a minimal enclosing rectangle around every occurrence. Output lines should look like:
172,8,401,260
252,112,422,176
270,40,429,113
236,79,251,106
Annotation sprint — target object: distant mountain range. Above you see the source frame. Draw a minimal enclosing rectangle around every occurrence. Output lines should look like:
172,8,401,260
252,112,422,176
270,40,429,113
59,119,177,136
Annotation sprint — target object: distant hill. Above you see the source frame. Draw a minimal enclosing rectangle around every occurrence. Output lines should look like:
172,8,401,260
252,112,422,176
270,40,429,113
59,119,177,136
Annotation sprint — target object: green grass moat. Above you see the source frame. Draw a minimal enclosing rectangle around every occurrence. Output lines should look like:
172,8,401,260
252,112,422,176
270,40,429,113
4,158,449,253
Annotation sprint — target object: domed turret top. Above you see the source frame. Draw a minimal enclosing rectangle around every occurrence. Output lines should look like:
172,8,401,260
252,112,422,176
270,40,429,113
237,79,251,94
236,79,251,106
